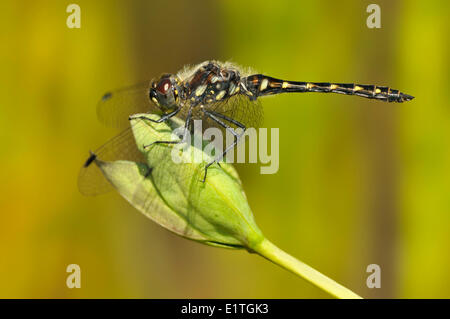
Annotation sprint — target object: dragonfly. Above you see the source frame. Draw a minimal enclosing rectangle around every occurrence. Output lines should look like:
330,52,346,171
78,60,414,195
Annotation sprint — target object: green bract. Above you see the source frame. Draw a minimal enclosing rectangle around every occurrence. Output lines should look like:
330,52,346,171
93,113,361,299
96,114,264,249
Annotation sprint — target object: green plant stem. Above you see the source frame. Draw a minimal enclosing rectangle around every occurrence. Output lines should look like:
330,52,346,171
252,238,362,299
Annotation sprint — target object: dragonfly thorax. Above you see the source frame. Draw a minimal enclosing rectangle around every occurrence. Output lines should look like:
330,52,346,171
149,74,182,113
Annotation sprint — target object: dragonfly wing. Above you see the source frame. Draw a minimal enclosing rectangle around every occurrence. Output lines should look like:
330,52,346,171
97,81,161,129
78,126,146,196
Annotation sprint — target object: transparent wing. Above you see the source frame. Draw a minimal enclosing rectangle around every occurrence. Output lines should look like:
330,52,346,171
78,126,146,196
97,81,162,129
201,94,264,130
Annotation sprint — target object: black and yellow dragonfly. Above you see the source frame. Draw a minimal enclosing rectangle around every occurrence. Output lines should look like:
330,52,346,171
78,60,414,194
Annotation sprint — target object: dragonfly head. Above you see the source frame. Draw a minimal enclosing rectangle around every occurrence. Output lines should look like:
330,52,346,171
149,74,181,113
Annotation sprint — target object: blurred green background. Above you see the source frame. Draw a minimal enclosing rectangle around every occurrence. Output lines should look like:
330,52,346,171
0,0,448,298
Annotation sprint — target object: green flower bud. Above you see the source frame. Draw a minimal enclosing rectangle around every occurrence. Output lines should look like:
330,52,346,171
96,114,264,249
92,113,361,299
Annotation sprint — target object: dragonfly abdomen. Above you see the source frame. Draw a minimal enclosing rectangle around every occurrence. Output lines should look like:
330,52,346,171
243,74,414,103
308,82,414,102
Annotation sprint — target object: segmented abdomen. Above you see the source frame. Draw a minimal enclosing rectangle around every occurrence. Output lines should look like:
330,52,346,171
308,82,414,103
243,74,414,103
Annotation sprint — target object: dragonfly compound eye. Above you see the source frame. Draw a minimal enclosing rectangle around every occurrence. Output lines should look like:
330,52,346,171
156,78,172,94
150,76,179,112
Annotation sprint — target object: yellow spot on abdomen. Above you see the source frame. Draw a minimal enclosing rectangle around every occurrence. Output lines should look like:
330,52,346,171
282,82,289,89
260,79,269,91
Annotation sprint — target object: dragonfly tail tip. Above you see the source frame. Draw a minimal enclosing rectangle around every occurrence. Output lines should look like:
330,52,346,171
402,93,415,102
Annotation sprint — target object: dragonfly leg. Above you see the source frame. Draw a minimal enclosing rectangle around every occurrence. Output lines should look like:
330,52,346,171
143,107,193,149
201,110,246,182
129,107,181,123
205,110,246,130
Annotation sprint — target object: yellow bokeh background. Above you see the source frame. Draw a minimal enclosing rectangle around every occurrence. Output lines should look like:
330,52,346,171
0,0,448,298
